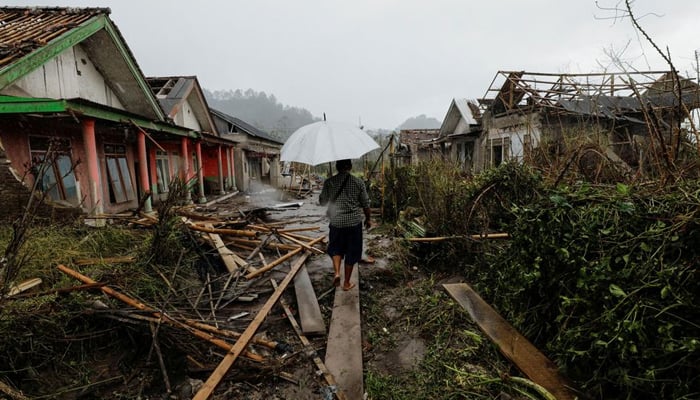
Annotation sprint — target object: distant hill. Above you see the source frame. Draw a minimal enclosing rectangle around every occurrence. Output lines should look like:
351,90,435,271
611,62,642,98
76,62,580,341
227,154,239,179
397,114,441,130
204,88,319,141
204,89,443,139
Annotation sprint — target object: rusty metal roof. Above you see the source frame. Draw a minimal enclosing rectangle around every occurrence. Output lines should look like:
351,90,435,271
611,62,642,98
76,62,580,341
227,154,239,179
0,7,110,68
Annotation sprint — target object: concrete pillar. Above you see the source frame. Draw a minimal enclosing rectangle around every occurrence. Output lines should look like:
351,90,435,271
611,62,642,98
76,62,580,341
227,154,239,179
269,156,281,188
180,137,192,203
229,147,237,191
217,145,225,195
137,130,152,212
226,146,234,191
149,148,159,202
81,119,103,218
195,141,206,203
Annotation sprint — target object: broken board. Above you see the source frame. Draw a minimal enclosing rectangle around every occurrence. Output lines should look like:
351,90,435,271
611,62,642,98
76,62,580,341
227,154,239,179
204,223,246,274
443,283,578,400
325,266,363,400
293,265,326,335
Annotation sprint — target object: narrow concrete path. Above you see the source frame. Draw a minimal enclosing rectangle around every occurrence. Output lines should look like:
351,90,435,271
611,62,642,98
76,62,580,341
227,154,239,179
325,265,363,400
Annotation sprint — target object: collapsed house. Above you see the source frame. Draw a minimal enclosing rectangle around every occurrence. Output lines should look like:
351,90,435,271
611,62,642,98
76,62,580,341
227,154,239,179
439,71,700,174
393,128,441,167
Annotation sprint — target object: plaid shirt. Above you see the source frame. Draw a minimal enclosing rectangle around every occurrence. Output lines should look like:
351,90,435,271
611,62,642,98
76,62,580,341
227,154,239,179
319,171,370,228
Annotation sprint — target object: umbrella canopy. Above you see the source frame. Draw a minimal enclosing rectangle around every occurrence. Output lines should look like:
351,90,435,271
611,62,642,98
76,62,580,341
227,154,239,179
280,121,380,166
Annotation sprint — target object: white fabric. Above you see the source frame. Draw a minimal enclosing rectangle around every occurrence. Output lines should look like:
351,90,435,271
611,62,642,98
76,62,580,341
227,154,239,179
280,121,380,166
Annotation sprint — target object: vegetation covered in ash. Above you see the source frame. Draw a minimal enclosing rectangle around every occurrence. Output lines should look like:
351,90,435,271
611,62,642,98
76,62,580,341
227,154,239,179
381,157,700,399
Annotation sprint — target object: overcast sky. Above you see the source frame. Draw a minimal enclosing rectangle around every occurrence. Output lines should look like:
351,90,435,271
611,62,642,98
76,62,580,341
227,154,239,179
6,0,700,129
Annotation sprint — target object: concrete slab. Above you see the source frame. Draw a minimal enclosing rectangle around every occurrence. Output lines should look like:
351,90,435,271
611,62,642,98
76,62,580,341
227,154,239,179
325,265,363,400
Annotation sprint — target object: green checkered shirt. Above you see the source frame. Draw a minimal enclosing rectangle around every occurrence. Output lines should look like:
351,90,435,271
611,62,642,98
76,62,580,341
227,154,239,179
319,171,370,228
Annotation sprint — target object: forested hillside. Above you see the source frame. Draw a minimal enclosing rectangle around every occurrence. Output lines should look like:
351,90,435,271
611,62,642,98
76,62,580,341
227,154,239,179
204,88,319,141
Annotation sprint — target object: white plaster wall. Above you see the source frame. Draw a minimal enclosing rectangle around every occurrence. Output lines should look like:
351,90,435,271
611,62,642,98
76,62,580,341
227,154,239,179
174,100,202,130
10,45,124,109
454,118,469,135
490,124,542,161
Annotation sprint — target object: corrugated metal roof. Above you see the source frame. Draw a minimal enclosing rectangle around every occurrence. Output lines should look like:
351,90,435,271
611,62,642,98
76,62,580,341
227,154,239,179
0,7,109,68
146,76,218,134
210,108,282,144
453,98,478,125
439,98,481,138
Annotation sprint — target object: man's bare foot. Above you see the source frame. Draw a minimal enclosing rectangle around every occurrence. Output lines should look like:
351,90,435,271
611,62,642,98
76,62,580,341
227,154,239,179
333,275,340,287
342,282,356,291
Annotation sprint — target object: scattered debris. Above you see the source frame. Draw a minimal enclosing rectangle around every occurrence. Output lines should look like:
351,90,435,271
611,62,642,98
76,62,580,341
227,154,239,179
443,283,580,400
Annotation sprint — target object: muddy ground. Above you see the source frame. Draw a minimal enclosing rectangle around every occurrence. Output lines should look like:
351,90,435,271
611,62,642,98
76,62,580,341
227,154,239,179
181,183,426,400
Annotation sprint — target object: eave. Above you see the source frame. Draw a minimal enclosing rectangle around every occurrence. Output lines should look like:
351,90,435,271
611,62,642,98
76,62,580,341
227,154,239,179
0,95,196,138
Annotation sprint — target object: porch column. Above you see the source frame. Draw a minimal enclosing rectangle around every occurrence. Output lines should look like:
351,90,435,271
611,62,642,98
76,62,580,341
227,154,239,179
230,147,237,191
224,146,232,190
137,130,152,213
217,145,225,195
180,137,192,203
196,141,207,203
81,119,103,218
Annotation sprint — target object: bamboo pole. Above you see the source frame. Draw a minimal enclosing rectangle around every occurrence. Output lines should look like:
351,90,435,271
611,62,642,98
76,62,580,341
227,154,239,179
245,247,303,280
186,223,258,238
193,253,310,400
279,231,322,242
229,238,299,251
407,233,510,242
279,233,325,255
56,265,264,362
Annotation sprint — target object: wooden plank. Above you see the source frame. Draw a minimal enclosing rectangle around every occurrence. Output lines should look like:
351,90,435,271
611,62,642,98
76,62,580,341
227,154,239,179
207,232,240,274
325,266,363,400
204,223,247,273
272,279,346,400
193,253,311,400
443,283,578,400
293,265,326,335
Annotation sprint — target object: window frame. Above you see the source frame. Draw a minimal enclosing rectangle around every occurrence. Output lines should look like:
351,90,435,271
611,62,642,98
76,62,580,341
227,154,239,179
28,136,78,204
104,143,136,204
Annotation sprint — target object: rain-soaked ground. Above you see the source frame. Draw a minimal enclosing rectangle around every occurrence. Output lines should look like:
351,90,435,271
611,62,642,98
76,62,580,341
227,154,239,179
198,180,388,289
180,180,398,399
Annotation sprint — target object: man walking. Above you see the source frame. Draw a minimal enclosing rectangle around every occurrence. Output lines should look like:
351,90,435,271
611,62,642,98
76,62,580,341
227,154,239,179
319,159,371,291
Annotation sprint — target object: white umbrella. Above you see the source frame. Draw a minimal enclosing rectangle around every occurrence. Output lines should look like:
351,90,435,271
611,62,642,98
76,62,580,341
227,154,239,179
280,120,380,166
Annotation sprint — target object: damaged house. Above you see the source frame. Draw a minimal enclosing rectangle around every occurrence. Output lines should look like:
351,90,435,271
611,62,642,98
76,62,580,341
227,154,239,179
147,76,236,202
471,70,700,174
436,98,482,172
0,7,231,222
210,109,283,192
437,71,700,176
394,128,441,167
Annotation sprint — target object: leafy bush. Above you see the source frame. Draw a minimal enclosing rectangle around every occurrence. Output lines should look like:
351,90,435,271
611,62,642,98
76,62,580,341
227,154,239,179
480,181,700,398
392,160,700,398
